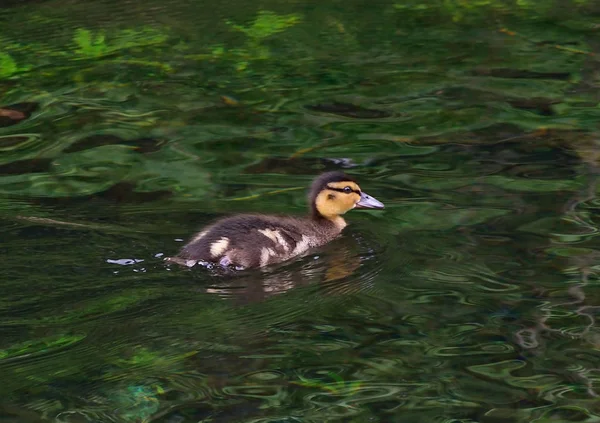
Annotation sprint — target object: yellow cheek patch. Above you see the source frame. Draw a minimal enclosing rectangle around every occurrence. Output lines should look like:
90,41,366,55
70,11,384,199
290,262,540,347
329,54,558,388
315,191,339,217
315,188,361,218
336,191,358,210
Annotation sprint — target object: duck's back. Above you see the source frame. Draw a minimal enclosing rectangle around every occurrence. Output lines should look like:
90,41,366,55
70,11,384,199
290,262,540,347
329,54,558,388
176,214,340,268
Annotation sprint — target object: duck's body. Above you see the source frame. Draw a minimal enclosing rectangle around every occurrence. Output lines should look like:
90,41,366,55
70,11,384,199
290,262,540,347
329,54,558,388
168,171,384,269
175,214,342,269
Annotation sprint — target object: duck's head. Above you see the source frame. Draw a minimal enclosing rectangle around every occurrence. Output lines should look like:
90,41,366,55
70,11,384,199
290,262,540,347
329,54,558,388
309,171,384,222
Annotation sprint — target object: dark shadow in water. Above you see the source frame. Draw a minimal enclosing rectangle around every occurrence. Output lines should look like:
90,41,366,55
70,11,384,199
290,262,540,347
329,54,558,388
470,68,572,80
0,102,38,127
244,157,353,175
0,158,52,175
29,182,173,207
304,102,392,119
0,0,46,7
64,134,165,154
508,99,559,116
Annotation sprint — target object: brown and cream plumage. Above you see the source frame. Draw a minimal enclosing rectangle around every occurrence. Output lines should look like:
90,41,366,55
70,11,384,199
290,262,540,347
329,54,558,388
167,171,384,269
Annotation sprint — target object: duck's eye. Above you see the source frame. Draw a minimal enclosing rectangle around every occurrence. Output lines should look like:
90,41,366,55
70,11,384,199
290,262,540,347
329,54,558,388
343,186,353,194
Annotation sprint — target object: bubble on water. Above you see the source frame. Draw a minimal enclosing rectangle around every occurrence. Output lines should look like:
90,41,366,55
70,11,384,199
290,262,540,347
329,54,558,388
106,258,144,266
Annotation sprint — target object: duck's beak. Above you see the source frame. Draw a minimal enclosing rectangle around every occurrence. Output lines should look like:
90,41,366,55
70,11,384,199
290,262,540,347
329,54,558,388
356,192,384,209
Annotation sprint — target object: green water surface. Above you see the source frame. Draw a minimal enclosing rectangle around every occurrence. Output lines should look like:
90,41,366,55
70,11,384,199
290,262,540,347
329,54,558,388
2,0,600,422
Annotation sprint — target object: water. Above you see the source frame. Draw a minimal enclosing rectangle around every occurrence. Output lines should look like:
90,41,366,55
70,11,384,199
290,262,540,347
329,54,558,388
2,0,600,421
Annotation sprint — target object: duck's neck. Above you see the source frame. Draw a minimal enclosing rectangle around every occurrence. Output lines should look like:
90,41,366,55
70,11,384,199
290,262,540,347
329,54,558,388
328,216,347,231
311,212,347,232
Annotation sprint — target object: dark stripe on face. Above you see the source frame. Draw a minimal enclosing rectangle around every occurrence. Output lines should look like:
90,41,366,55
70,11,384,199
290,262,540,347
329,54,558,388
326,185,361,194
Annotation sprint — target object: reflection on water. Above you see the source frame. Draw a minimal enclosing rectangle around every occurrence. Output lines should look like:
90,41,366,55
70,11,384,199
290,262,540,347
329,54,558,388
198,232,382,303
2,0,600,421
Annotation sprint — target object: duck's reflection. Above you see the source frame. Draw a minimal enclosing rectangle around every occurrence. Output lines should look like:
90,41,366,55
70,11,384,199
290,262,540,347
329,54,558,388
202,235,371,304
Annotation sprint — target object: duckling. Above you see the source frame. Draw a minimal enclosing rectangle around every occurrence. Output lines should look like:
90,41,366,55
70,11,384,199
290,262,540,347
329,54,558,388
168,171,384,269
